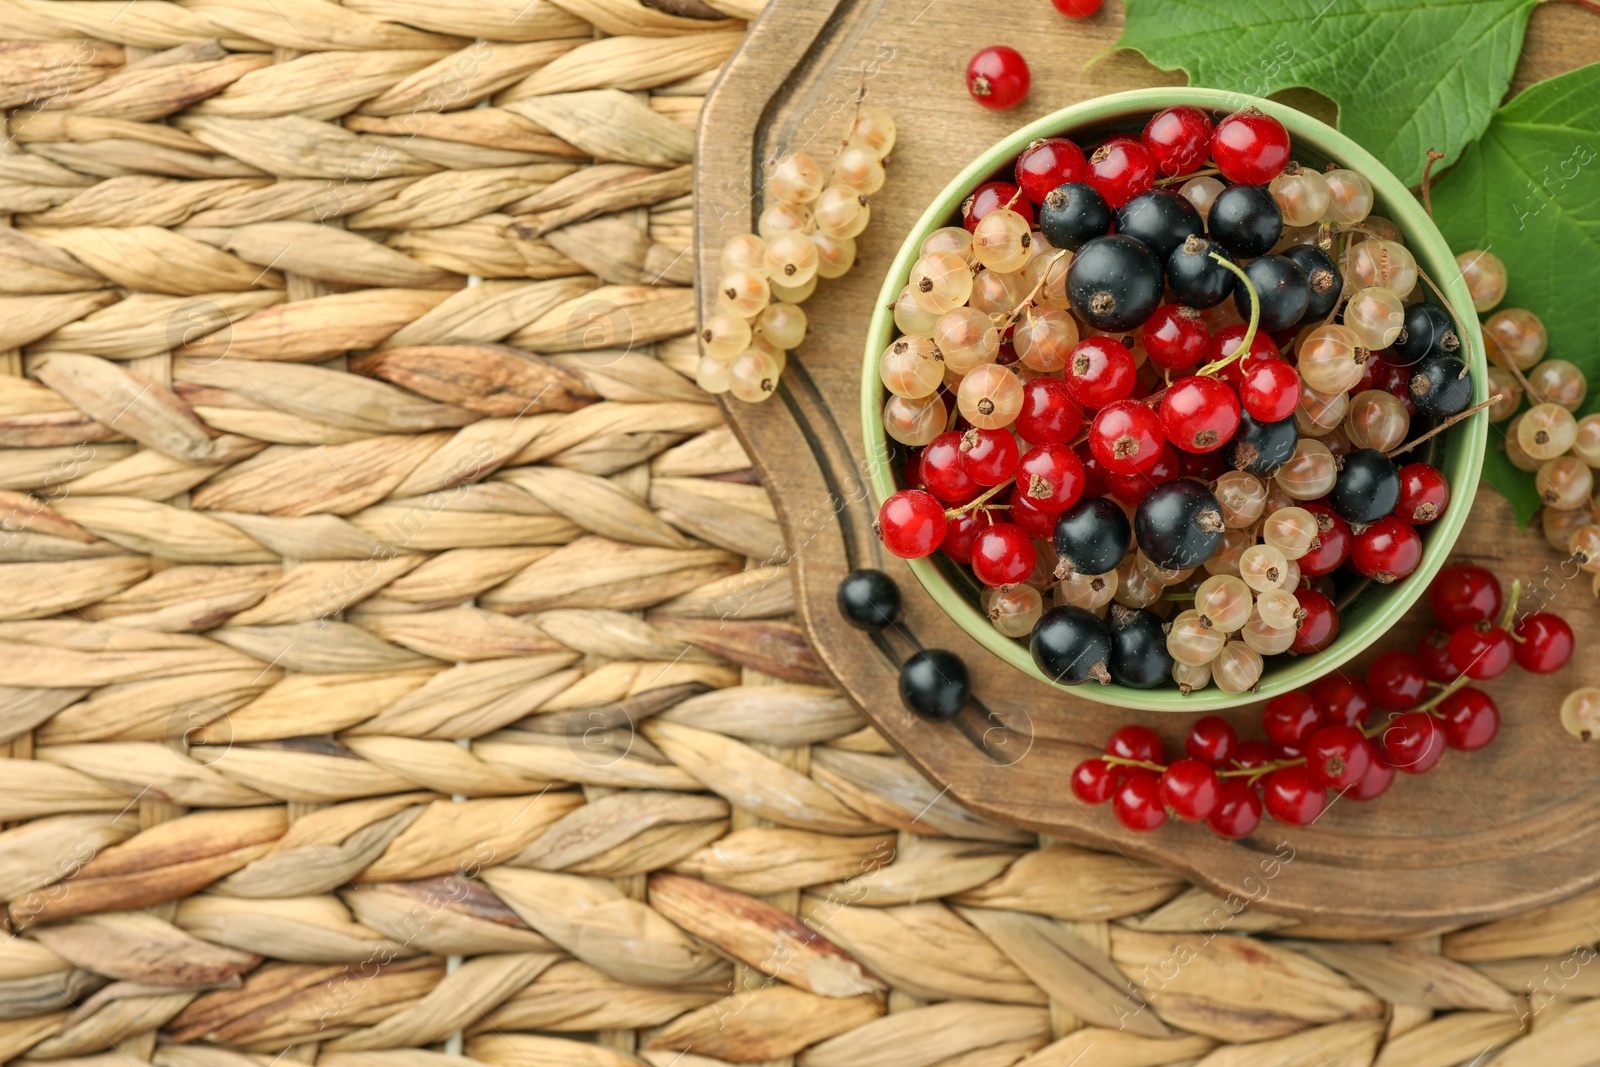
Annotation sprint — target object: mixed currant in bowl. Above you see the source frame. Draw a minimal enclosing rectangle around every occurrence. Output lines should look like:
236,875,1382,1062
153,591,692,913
870,101,1486,698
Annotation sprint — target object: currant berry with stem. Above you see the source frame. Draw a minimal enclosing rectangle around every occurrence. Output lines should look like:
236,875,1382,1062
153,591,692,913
1239,358,1301,422
1114,769,1168,831
1167,235,1238,309
1016,376,1083,445
921,431,981,503
1105,605,1175,689
1439,688,1500,751
1167,609,1226,667
1269,163,1332,227
1071,758,1117,803
1390,302,1459,367
1066,336,1137,408
1281,243,1342,321
1207,780,1263,838
1160,375,1240,453
1160,759,1221,821
1513,613,1574,674
1329,448,1400,524
1186,715,1237,765
1017,442,1086,511
1263,766,1327,827
1292,589,1340,653
1408,355,1474,418
1054,496,1132,577
1090,398,1166,475
1031,605,1113,685
1087,137,1156,209
876,489,948,559
966,46,1030,110
1448,620,1514,680
1235,254,1309,333
1067,235,1164,331
1015,137,1089,204
961,427,1018,486
1135,479,1225,570
1296,502,1352,578
1428,565,1502,627
1381,710,1445,774
1351,517,1422,584
1305,724,1371,790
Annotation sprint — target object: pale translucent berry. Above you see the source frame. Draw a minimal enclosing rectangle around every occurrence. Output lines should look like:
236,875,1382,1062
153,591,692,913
1296,384,1349,438
769,152,824,205
814,186,871,239
1518,402,1577,461
1179,175,1225,223
1172,660,1211,694
1239,543,1290,592
909,251,974,315
851,105,896,158
1569,524,1600,573
984,583,1044,637
1263,506,1318,559
1321,423,1354,458
1203,528,1252,577
1528,359,1587,411
1169,609,1226,666
1573,414,1600,466
970,271,1028,317
894,286,939,337
1215,471,1267,529
1014,307,1079,372
771,275,816,303
1268,165,1331,228
1346,237,1416,298
1505,414,1538,472
884,393,947,446
765,231,818,286
1023,249,1073,310
696,355,732,393
1538,456,1593,510
1275,438,1338,500
1056,568,1118,610
921,225,975,265
1344,286,1405,349
1561,688,1600,741
836,140,886,194
972,209,1033,272
1346,389,1410,452
935,306,1001,374
1544,505,1590,554
1321,169,1373,224
1240,614,1296,655
758,201,811,238
813,233,856,279
1212,641,1264,693
721,233,767,276
1113,556,1163,608
1485,366,1522,422
1297,324,1365,393
1195,574,1252,632
729,349,781,403
957,363,1023,429
1484,308,1547,370
701,313,752,361
1456,249,1507,312
757,303,806,350
880,336,945,399
1135,551,1193,588
1256,587,1301,630
717,270,771,318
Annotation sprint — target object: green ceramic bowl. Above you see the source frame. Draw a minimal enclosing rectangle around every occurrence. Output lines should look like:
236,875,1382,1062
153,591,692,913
861,87,1487,712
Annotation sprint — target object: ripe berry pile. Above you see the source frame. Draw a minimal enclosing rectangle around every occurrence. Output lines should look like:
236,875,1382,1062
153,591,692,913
1072,564,1572,835
875,105,1485,694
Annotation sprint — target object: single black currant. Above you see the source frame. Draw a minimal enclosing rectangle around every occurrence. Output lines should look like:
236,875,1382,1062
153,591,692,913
837,569,901,629
1039,182,1113,251
1115,190,1202,263
1107,603,1174,689
1389,302,1460,368
1030,605,1112,685
899,649,970,720
1134,478,1225,569
1222,411,1299,474
1329,448,1401,524
1282,244,1341,321
1409,355,1474,417
1234,253,1309,332
1166,235,1236,309
1054,496,1132,577
1066,234,1164,332
1207,183,1282,258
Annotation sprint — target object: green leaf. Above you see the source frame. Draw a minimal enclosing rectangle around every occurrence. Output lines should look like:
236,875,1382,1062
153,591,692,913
1117,0,1537,184
1432,62,1600,527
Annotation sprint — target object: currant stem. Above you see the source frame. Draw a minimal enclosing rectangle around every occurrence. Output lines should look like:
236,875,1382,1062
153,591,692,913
1385,395,1503,458
944,479,1013,518
1153,167,1221,187
998,250,1069,330
1419,148,1446,218
1196,252,1260,377
1101,754,1167,773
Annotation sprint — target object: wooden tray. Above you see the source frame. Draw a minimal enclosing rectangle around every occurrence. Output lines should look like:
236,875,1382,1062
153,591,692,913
694,0,1600,930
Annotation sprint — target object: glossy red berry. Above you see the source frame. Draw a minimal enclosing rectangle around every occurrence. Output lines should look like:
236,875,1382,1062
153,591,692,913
1009,491,1057,539
1087,136,1156,209
1207,780,1263,838
1142,305,1210,371
1104,443,1178,507
1142,106,1214,178
1262,691,1322,749
1016,376,1084,445
1206,324,1281,383
1051,0,1103,16
963,181,1032,232
920,432,981,504
1308,674,1372,727
1065,336,1137,408
1113,769,1168,831
1159,375,1240,454
1304,724,1371,790
1513,612,1575,674
1238,357,1302,422
1296,503,1351,578
1347,754,1396,801
1416,628,1458,683
1016,442,1086,511
971,522,1035,587
960,428,1019,486
1015,137,1090,203
1075,440,1108,499
966,46,1030,111
1428,565,1502,628
1185,715,1237,766
1106,723,1163,764
877,490,947,559
1439,688,1500,751
1367,651,1428,710
1089,399,1165,475
1178,448,1228,481
1351,517,1422,584
1262,765,1327,826
1159,758,1221,821
1230,739,1274,772
1448,620,1514,680
940,509,985,563
1381,710,1445,774
1211,109,1291,184
1396,463,1450,524
1352,348,1387,394
1071,757,1117,803
1377,360,1418,415
1291,589,1340,654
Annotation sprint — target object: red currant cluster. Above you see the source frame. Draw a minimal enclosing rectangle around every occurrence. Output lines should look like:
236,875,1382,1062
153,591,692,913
1072,564,1573,836
876,103,1486,695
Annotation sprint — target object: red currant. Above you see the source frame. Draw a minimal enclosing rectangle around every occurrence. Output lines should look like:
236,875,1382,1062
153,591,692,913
1513,612,1574,674
1185,715,1237,766
1448,620,1514,680
1416,628,1458,683
1207,780,1263,838
1381,711,1445,774
1347,753,1396,801
1087,136,1156,209
1304,724,1371,790
1051,0,1103,16
1016,442,1085,511
1308,674,1372,727
1015,137,1089,203
1262,691,1322,748
1428,565,1502,628
1367,651,1428,710
962,181,1032,232
1089,399,1165,475
960,428,1018,486
1159,375,1240,454
1070,757,1116,803
877,490,947,559
1352,348,1387,394
1075,440,1108,499
1104,443,1178,507
1351,517,1422,584
966,46,1030,111
940,509,985,563
1113,769,1167,831
1016,376,1084,445
1296,503,1351,578
1142,305,1210,371
1009,492,1058,539
1238,357,1302,422
1291,589,1340,653
1377,361,1419,416
1106,723,1163,763
1396,463,1449,524
920,432,981,503
1178,448,1228,481
1262,765,1327,826
1210,109,1291,184
1142,106,1214,178
1205,324,1280,382
971,522,1035,587
1439,688,1500,751
1230,739,1274,772
1159,758,1221,821
1065,336,1137,408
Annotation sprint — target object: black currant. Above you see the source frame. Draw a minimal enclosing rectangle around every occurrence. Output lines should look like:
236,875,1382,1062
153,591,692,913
1115,190,1202,263
1134,478,1225,569
1066,234,1164,332
899,649,969,720
1207,183,1282,259
1039,182,1113,251
1222,411,1299,474
1107,603,1174,689
1234,253,1309,332
1281,244,1341,321
1054,496,1132,577
1409,355,1474,417
1389,302,1460,368
1030,606,1112,685
1329,448,1400,524
837,569,900,629
1166,235,1236,309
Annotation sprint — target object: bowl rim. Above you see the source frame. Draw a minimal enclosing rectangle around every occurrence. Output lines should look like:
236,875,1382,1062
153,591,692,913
860,86,1488,712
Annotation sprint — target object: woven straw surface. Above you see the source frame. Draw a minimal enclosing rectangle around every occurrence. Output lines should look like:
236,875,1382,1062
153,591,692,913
1,3,1596,1066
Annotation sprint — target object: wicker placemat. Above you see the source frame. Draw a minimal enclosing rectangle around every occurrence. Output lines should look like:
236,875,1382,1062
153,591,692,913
0,2,1594,1065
